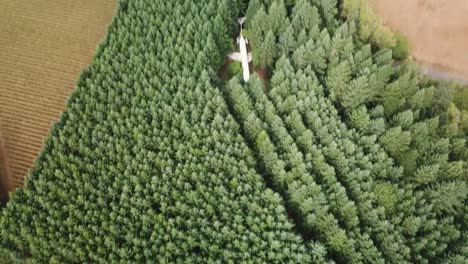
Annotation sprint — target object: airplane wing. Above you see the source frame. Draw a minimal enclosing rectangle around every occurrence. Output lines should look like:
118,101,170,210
247,53,252,63
228,52,242,62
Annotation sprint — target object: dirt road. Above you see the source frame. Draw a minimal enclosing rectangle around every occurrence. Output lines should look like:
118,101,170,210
420,65,468,85
369,0,468,80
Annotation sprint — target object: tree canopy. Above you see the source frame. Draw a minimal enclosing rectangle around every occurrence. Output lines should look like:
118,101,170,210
1,0,466,263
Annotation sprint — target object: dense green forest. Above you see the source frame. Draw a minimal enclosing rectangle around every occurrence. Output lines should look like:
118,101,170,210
0,1,319,262
1,0,466,263
240,0,467,262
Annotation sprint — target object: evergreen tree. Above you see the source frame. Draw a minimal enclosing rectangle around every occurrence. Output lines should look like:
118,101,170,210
379,126,412,159
428,181,468,215
291,0,321,33
267,0,287,34
278,23,296,55
314,0,338,30
248,7,268,49
349,106,372,134
254,30,277,69
3,0,466,262
244,0,468,262
245,0,263,26
326,60,352,102
0,1,317,262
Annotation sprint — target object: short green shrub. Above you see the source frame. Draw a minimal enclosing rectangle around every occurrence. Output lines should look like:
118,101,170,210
392,32,410,60
453,83,468,110
227,61,243,76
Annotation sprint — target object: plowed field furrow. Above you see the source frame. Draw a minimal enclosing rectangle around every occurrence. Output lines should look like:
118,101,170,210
0,50,93,67
0,65,87,79
9,159,37,170
0,1,116,26
0,64,87,79
6,146,44,158
4,2,113,25
0,100,69,115
1,81,76,97
1,126,52,142
1,134,50,147
0,0,116,190
0,112,60,124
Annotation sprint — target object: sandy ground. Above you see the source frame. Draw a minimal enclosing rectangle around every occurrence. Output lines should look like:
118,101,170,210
0,0,116,190
369,0,468,80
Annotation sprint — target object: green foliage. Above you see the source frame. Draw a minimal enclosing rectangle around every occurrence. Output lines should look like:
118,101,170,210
245,0,468,262
227,61,242,77
267,0,287,34
0,248,26,264
253,30,277,69
226,76,374,263
2,0,466,262
278,24,296,55
248,6,268,45
237,0,249,15
349,106,372,133
245,0,263,25
247,0,291,70
453,83,468,110
0,1,315,262
314,0,338,30
379,126,412,158
373,182,398,213
445,82,468,135
392,32,410,60
291,0,321,33
428,181,468,215
342,0,396,50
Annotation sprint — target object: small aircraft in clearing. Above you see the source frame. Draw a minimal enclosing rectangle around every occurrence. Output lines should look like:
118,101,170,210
228,17,252,82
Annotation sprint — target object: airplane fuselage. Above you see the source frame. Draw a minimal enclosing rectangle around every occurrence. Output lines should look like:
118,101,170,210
227,17,252,82
238,34,250,82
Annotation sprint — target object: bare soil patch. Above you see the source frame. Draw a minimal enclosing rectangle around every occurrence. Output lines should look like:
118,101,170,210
0,0,116,190
218,58,234,82
369,0,468,80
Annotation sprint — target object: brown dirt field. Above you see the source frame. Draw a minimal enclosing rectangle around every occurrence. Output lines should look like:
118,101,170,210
0,0,116,190
0,129,11,202
369,0,468,80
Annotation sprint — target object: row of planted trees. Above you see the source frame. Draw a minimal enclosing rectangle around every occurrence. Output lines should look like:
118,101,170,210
235,0,467,263
0,0,328,262
0,0,466,262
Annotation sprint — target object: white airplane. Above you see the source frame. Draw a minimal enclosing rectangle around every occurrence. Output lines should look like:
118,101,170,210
228,17,252,82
